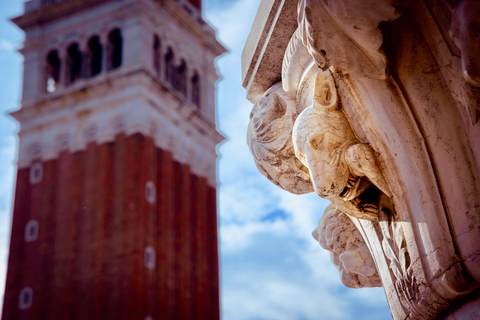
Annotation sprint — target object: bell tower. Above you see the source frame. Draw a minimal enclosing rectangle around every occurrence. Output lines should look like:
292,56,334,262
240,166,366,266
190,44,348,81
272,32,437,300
3,0,225,319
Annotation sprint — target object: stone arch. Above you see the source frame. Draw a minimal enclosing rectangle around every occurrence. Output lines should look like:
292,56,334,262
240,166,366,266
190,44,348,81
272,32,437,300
107,28,122,70
185,147,197,162
153,34,161,75
111,115,127,134
86,35,103,77
191,71,200,108
26,142,42,161
165,47,175,86
45,49,61,93
175,59,187,95
65,42,83,85
82,124,99,143
166,133,179,153
54,133,70,152
148,120,161,138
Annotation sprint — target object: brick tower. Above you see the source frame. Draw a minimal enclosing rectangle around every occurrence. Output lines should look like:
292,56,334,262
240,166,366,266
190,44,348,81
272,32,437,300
3,0,225,319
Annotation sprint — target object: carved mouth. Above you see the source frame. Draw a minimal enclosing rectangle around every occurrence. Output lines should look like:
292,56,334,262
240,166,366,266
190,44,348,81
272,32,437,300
339,176,369,202
294,158,310,175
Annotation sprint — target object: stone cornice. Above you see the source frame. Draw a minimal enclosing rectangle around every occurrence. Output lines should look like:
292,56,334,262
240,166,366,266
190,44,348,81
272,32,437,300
12,0,226,57
12,0,116,30
241,0,297,103
12,67,224,147
11,68,222,186
151,0,226,56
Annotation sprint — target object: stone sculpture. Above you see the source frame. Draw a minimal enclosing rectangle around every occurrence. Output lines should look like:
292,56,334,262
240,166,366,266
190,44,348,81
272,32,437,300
291,66,391,220
313,203,381,288
242,0,480,318
449,0,480,87
247,82,313,194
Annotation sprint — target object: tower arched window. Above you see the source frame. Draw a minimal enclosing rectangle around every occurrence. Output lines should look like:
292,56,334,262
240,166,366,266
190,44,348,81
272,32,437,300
153,35,161,75
66,43,83,85
144,246,156,270
107,29,123,70
165,47,175,85
24,220,39,242
18,287,33,310
174,59,187,95
191,72,200,108
87,36,102,77
29,162,43,185
45,50,61,93
145,181,156,204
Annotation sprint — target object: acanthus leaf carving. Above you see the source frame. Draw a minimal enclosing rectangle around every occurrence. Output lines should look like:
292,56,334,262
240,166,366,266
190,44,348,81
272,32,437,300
380,211,429,317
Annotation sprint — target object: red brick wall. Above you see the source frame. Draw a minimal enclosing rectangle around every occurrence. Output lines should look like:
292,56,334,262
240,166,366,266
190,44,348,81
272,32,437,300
2,133,219,320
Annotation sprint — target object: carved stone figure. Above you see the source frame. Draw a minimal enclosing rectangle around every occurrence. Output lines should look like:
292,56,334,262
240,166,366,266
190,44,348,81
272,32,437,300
449,0,480,87
313,203,381,288
247,82,313,194
242,0,480,318
296,0,402,79
292,67,391,220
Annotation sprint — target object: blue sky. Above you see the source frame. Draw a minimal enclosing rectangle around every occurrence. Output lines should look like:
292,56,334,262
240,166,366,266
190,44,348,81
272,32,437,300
0,1,392,319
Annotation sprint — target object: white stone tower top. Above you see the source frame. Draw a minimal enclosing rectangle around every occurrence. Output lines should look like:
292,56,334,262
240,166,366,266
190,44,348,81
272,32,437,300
12,0,226,185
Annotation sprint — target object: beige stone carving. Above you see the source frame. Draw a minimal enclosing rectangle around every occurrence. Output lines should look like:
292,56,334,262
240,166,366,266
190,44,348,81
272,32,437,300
292,67,391,220
297,0,401,79
247,82,313,194
314,203,381,288
242,0,480,318
449,0,480,87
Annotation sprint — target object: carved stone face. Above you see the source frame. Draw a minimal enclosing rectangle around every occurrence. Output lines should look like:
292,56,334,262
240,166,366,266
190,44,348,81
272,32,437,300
247,83,313,194
293,106,358,199
314,203,381,288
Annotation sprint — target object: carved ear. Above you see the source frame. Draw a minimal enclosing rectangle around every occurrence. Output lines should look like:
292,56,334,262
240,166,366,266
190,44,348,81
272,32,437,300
313,68,337,111
296,64,338,113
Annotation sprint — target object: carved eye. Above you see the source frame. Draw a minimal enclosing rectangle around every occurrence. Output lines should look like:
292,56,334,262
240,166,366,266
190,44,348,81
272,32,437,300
271,94,287,118
310,135,324,149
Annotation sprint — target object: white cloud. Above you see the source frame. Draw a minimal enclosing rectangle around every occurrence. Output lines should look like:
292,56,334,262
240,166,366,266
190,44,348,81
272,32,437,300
0,39,15,52
206,0,392,318
0,0,392,319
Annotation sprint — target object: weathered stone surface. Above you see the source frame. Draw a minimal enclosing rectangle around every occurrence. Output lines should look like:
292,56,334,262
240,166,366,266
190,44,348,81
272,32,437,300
314,203,381,288
242,0,480,319
247,82,313,194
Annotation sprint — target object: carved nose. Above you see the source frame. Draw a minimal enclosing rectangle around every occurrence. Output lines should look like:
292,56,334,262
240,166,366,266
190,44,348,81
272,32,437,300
310,171,343,199
307,158,348,199
313,182,342,199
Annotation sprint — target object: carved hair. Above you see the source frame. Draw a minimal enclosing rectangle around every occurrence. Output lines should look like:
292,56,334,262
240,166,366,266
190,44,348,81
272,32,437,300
248,82,294,146
317,203,381,288
247,82,313,194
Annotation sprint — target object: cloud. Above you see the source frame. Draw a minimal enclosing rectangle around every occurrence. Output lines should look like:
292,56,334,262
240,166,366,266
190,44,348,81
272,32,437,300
0,0,392,319
205,0,392,319
0,39,15,52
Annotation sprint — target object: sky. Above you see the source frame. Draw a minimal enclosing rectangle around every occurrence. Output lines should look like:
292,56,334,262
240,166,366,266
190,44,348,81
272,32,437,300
0,0,392,319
